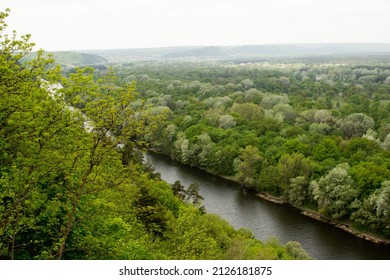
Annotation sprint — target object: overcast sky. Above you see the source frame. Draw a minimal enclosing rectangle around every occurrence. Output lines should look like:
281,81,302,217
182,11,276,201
1,0,390,51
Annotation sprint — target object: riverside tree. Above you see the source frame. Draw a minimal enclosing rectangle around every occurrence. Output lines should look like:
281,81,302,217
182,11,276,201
312,165,359,219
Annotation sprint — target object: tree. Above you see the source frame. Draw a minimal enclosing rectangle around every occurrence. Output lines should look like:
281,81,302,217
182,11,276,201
351,181,390,237
212,145,238,176
381,133,390,150
0,10,73,259
312,138,340,161
287,176,309,206
258,166,281,195
285,241,310,260
194,133,215,168
186,183,204,206
278,153,312,190
172,180,186,200
234,146,262,188
369,181,390,236
240,79,254,89
272,103,295,123
341,113,375,138
261,94,289,109
219,114,236,129
231,103,264,121
349,162,390,198
165,207,222,259
313,109,333,124
312,165,359,219
310,122,333,135
343,137,380,159
173,132,193,164
55,67,163,259
280,139,310,156
150,123,177,154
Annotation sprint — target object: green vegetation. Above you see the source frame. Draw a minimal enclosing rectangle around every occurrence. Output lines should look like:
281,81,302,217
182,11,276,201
0,9,308,260
110,50,390,240
23,51,108,67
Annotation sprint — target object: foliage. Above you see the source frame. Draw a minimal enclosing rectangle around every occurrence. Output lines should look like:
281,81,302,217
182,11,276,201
123,48,390,237
234,146,262,187
351,181,390,237
312,165,359,219
0,9,305,259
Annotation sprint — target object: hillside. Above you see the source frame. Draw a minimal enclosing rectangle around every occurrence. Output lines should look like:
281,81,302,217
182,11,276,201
53,51,108,66
23,51,108,66
228,43,390,57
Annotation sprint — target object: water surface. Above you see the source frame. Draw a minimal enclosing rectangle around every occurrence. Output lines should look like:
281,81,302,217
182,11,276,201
146,152,390,260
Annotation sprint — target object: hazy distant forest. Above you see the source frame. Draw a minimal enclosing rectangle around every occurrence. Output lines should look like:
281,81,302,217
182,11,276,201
1,7,390,260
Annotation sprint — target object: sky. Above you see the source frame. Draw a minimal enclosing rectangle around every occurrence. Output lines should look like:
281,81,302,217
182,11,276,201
1,0,390,51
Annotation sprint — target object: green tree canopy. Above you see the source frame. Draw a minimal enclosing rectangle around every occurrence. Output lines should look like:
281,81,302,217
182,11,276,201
312,165,359,219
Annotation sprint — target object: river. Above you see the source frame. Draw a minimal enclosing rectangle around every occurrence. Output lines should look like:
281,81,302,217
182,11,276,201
145,152,390,260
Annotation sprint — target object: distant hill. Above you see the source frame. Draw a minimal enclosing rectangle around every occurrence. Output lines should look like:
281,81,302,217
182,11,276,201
83,47,199,62
85,43,390,62
23,51,108,66
228,43,390,57
53,52,108,66
162,46,227,58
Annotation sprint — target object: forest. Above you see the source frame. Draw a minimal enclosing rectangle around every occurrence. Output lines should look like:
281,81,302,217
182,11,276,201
0,9,310,260
107,55,390,240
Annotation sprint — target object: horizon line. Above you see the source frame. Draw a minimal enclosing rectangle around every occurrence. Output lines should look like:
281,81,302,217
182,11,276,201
36,42,390,53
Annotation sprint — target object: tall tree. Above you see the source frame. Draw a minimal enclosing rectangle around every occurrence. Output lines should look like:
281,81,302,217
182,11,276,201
234,145,262,188
341,113,375,138
312,165,359,219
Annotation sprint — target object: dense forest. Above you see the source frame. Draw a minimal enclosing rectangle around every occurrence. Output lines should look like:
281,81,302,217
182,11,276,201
0,9,310,260
107,56,390,240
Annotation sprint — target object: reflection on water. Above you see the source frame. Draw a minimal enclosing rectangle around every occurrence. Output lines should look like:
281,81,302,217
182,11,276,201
146,152,390,260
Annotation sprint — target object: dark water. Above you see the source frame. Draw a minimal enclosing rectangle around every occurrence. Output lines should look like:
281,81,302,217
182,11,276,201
145,152,390,260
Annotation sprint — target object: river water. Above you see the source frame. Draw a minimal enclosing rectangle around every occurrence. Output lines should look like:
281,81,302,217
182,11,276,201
145,152,390,260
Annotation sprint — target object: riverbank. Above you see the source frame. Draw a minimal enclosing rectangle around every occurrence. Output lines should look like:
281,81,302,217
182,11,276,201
147,149,390,246
255,192,390,246
208,162,390,245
